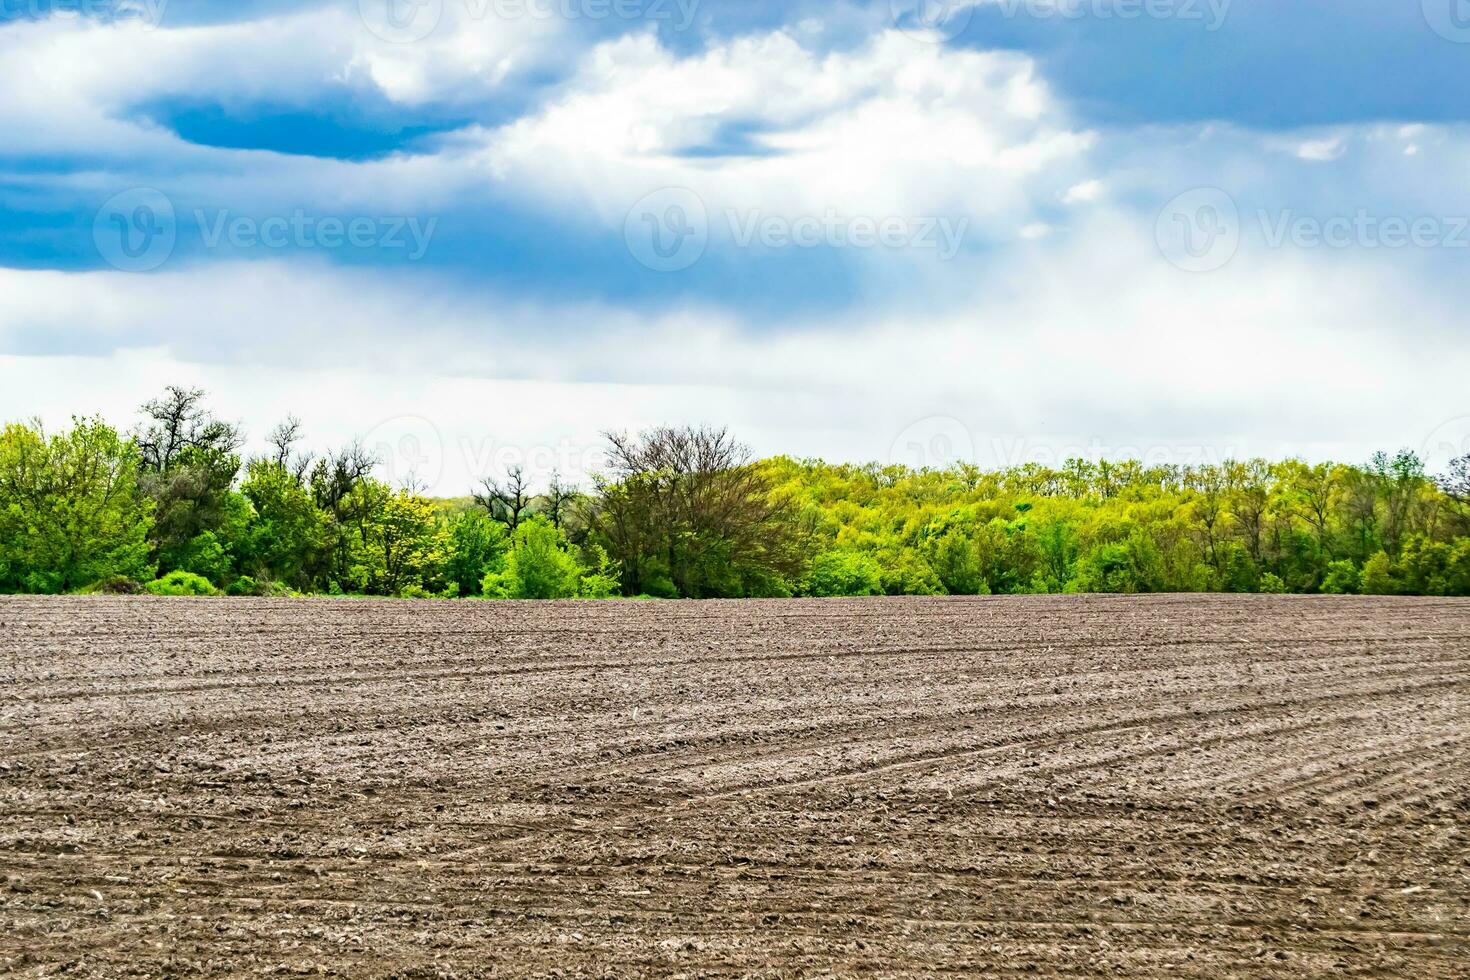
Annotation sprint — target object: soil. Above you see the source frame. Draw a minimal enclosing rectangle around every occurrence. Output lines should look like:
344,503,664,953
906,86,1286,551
2,594,1468,977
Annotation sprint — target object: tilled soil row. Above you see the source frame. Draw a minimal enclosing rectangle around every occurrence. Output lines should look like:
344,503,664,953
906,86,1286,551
2,594,1468,977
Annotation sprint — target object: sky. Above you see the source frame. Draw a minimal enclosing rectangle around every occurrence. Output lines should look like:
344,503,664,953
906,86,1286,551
2,0,1468,494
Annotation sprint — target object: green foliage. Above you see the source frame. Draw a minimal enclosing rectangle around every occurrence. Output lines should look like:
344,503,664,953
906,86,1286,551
145,570,219,596
484,516,584,599
78,575,145,595
1322,560,1361,595
0,418,155,593
806,550,884,597
5,397,1470,602
1066,531,1166,594
226,575,261,597
1359,551,1397,595
353,486,446,597
443,510,508,597
240,460,326,589
1259,573,1288,594
174,531,230,585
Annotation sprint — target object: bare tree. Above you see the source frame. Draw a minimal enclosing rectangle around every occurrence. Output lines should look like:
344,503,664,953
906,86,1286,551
543,470,578,530
1441,454,1470,504
475,464,534,531
1440,454,1470,535
311,440,378,515
135,385,243,472
266,415,314,481
593,425,804,597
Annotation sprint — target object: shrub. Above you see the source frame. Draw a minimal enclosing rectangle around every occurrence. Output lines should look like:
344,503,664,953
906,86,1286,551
172,531,230,585
482,517,583,599
1067,530,1166,594
1258,573,1288,594
145,570,219,596
806,551,884,597
79,575,145,595
1359,551,1397,595
1322,560,1360,595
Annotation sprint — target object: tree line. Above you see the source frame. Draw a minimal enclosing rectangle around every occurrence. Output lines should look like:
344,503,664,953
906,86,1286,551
3,387,1469,598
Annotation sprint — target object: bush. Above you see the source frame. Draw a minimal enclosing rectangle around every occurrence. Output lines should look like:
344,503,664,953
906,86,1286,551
482,517,583,599
1067,531,1166,594
171,531,230,586
1258,573,1288,594
79,575,145,595
1322,560,1360,595
145,570,220,597
806,550,884,597
1359,551,1397,595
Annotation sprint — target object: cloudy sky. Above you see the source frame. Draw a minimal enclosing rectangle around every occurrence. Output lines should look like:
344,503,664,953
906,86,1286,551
2,0,1468,493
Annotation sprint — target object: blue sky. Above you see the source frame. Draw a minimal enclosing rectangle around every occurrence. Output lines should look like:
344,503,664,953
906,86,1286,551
2,0,1468,492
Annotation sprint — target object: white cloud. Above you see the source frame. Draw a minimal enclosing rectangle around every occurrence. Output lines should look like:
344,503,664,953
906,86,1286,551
1061,179,1103,204
0,4,567,160
1294,136,1346,162
476,28,1096,232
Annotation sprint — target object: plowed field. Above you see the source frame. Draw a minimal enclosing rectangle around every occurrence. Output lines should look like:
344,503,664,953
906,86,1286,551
2,594,1468,976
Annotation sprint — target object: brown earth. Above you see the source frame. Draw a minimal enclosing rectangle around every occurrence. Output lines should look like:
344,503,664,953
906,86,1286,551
1,593,1468,977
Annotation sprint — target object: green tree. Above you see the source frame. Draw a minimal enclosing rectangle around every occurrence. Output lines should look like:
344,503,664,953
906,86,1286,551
0,419,154,592
806,550,884,597
1360,551,1397,595
443,510,509,597
484,516,583,599
240,460,327,590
